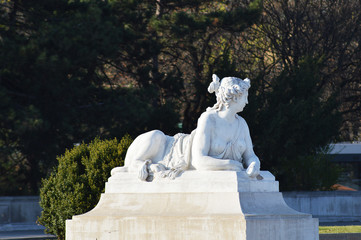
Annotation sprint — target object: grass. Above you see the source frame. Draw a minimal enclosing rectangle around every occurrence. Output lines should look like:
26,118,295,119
319,226,361,234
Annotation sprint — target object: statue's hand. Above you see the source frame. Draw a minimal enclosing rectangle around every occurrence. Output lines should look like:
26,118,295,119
246,161,260,178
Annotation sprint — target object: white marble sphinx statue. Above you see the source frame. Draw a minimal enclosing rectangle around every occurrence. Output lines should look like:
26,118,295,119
111,74,261,181
66,74,319,240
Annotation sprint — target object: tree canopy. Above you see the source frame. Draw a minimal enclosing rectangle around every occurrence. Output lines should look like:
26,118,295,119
1,0,360,194
0,0,180,194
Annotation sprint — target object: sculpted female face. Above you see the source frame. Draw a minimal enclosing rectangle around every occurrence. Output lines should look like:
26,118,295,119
235,91,248,112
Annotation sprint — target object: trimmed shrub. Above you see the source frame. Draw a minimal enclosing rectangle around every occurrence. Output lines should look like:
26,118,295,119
38,135,132,240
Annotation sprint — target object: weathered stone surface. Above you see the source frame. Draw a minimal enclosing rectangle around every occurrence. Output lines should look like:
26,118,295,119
66,171,319,240
105,170,278,193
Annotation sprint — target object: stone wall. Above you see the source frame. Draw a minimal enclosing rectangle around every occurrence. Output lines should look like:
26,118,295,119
0,196,44,231
283,191,361,223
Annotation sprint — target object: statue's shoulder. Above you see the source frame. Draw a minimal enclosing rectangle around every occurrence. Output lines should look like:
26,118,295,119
236,114,246,123
199,110,217,122
236,115,250,130
196,110,217,129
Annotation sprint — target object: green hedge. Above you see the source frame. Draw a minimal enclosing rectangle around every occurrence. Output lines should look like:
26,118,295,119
38,135,132,240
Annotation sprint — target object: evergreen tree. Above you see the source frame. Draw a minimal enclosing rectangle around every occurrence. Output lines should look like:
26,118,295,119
0,0,179,195
146,0,263,132
243,57,341,190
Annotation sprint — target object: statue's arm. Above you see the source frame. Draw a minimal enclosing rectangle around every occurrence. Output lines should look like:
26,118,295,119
192,113,243,171
241,119,261,177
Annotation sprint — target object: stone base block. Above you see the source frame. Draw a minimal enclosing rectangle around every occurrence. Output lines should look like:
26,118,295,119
67,214,318,240
66,171,319,240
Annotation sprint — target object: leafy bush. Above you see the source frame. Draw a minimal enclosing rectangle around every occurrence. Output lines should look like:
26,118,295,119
38,135,132,240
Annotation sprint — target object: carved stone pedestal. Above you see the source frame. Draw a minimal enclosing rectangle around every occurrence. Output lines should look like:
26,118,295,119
66,171,319,240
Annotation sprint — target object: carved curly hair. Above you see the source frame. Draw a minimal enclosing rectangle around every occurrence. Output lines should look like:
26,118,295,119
207,74,250,112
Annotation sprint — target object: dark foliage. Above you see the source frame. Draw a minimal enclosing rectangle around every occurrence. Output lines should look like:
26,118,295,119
0,0,179,195
243,57,342,190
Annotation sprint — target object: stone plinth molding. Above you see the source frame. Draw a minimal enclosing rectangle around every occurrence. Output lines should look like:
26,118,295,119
66,171,319,240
